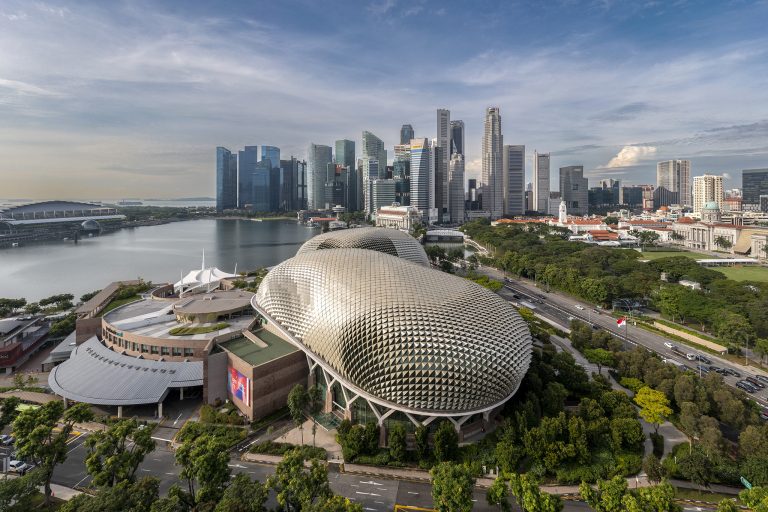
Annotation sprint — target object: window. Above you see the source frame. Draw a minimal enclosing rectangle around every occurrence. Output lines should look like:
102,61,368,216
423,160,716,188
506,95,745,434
172,347,182,356
161,346,170,355
183,348,194,357
140,344,148,353
131,342,138,351
151,345,159,354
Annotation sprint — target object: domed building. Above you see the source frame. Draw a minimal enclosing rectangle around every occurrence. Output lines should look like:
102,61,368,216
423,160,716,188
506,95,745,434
701,201,721,223
297,227,429,267
253,229,532,439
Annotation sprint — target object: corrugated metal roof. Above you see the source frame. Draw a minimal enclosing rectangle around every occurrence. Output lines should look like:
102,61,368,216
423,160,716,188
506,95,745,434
48,337,203,405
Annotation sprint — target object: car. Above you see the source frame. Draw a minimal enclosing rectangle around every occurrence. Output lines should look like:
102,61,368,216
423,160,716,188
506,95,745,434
1,436,15,446
709,365,722,372
591,324,601,330
0,434,9,443
686,353,697,361
574,305,585,310
736,381,756,393
723,368,742,378
697,355,712,364
755,375,768,385
512,294,521,299
8,460,30,475
696,365,710,374
745,377,766,389
664,342,674,349
760,409,768,421
592,309,600,315
568,316,576,322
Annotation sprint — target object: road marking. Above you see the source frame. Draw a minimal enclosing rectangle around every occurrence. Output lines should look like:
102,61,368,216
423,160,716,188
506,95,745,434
228,463,247,469
141,468,151,472
66,432,84,446
356,491,381,496
165,472,175,476
173,412,183,426
407,491,419,495
73,474,91,487
360,480,383,485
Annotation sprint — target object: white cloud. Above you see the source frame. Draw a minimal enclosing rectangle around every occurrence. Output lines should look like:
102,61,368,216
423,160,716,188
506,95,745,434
0,78,57,95
723,172,732,180
604,145,657,168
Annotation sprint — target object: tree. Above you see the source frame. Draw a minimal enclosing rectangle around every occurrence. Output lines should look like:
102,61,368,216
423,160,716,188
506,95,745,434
388,423,407,463
754,338,768,364
583,348,615,374
287,384,308,445
0,396,21,430
84,419,155,487
430,462,475,512
739,486,768,512
508,473,563,512
716,499,740,512
174,433,231,508
439,259,454,273
642,454,665,484
635,482,681,512
60,477,160,512
214,473,268,512
579,477,628,512
714,236,733,251
634,386,672,434
415,425,429,462
610,417,644,452
603,216,619,226
269,448,332,511
307,385,323,448
678,449,713,491
12,400,93,506
0,469,43,512
433,421,458,462
678,402,701,449
311,495,364,511
487,476,511,512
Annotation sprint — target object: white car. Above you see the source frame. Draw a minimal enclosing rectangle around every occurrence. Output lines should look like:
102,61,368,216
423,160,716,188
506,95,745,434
574,305,585,310
664,342,674,349
686,353,697,361
9,460,31,474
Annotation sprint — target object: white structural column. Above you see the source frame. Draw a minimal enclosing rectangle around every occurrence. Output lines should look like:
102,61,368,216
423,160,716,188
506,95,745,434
117,405,123,418
158,401,163,418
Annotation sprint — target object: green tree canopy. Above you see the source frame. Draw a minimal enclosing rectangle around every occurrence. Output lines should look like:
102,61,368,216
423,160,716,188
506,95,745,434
430,462,476,512
84,419,155,487
634,386,672,434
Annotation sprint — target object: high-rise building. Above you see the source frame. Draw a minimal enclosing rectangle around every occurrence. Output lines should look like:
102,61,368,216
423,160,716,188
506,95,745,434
482,107,504,219
436,109,451,222
394,144,411,162
533,151,550,214
742,168,768,211
393,159,410,206
362,131,387,178
261,146,280,169
307,143,332,210
370,179,397,216
279,157,303,211
410,138,431,221
335,140,357,211
251,160,272,212
467,179,480,211
449,153,465,224
335,140,355,169
362,158,380,215
503,145,525,216
400,124,414,145
692,174,724,214
450,120,465,156
589,179,621,209
216,147,238,211
237,146,259,208
559,166,588,216
653,186,679,210
657,160,691,206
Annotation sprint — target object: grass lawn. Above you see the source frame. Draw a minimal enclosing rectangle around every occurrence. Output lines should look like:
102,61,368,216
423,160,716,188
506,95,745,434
674,487,741,504
100,295,140,315
712,265,768,282
169,322,230,336
633,250,710,260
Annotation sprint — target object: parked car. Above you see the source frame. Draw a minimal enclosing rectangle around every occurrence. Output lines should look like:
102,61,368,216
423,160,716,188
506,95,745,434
686,353,697,361
592,309,600,315
0,434,9,443
511,294,521,299
760,409,768,421
8,460,30,475
724,368,742,378
697,355,712,364
745,377,766,389
591,324,601,330
709,365,722,372
664,342,674,349
1,436,15,446
736,381,757,393
755,375,768,385
574,304,585,310
696,365,710,374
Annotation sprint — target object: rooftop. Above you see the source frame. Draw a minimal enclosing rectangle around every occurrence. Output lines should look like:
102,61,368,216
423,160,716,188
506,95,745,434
174,291,253,315
219,329,298,366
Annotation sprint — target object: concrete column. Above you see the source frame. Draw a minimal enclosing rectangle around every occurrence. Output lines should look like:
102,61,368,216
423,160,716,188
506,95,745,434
62,397,68,409
379,425,388,448
179,387,184,401
117,406,123,418
158,402,163,418
343,407,352,421
323,388,333,414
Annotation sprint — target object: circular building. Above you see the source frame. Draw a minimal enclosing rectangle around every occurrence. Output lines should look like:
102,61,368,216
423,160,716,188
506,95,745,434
252,247,531,435
297,227,429,267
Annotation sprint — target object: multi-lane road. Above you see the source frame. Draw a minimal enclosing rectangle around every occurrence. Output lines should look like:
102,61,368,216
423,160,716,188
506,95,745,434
484,267,768,411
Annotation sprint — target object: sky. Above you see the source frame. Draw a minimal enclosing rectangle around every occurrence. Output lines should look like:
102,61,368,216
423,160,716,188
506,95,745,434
1,0,768,200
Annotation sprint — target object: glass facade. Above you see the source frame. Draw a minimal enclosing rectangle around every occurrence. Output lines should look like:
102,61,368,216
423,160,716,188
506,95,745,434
743,168,768,210
216,147,237,211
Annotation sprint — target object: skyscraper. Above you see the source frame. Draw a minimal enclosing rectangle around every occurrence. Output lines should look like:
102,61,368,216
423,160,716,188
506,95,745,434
559,166,588,215
692,174,724,214
450,120,465,156
216,147,237,211
362,158,380,215
400,124,415,145
482,107,504,219
503,145,525,216
362,131,387,177
394,144,411,162
657,160,691,206
533,151,550,214
370,179,397,215
238,146,259,208
436,109,451,222
261,146,280,170
335,139,357,210
742,168,768,211
449,153,465,224
307,143,332,210
410,138,431,221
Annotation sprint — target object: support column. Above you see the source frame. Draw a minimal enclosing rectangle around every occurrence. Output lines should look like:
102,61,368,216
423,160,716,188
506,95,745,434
117,406,123,418
323,388,333,414
379,425,388,448
179,387,184,401
63,397,68,409
158,401,163,418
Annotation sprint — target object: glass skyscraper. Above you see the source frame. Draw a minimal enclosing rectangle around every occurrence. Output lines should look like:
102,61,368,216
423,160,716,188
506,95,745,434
238,146,259,208
450,120,464,156
742,168,768,211
261,146,280,170
307,143,333,210
410,138,431,221
216,147,237,211
503,145,525,216
400,124,414,145
481,107,503,219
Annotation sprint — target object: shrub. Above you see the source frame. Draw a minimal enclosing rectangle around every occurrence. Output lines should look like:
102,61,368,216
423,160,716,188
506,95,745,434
250,440,326,460
619,377,645,393
177,421,247,448
650,432,664,458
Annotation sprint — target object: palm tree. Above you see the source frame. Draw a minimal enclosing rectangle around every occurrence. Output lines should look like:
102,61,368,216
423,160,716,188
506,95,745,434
714,235,732,252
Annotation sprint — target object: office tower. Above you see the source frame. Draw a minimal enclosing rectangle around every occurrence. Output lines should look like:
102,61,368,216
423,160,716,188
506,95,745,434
449,153,465,224
450,120,465,156
559,166,588,215
653,186,679,210
362,158,380,215
548,191,562,216
335,139,357,210
742,168,768,211
393,158,410,206
503,145,525,216
216,147,237,211
279,157,303,211
362,131,387,178
370,179,397,215
307,143,332,210
467,179,479,211
410,138,431,221
436,109,451,222
394,144,411,162
533,151,550,214
692,174,724,214
482,107,503,219
400,124,414,145
261,146,280,169
238,146,259,208
251,160,272,212
657,160,691,206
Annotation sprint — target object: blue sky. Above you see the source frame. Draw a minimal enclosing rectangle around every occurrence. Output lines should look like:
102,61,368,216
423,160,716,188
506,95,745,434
1,0,767,199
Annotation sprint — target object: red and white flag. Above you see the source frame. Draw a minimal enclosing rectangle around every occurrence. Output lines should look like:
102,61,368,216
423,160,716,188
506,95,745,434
617,317,627,328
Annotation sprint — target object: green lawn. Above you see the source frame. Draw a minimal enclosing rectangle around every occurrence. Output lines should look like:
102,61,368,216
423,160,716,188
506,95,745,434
712,265,768,282
674,487,741,504
169,322,230,336
100,295,140,315
633,250,710,260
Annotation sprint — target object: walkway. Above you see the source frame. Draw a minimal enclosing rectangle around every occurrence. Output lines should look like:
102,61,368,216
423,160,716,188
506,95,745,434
0,390,58,404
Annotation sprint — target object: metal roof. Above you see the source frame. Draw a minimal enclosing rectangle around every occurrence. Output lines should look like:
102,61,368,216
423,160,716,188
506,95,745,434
48,337,203,405
0,200,107,215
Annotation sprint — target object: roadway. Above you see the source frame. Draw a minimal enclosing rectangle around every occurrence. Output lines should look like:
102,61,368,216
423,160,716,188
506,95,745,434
480,266,768,411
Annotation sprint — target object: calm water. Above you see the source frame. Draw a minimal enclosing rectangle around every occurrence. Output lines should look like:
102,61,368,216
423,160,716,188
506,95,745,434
0,219,318,302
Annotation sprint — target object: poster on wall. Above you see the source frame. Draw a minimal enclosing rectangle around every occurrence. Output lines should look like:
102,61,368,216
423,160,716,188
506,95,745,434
228,367,251,407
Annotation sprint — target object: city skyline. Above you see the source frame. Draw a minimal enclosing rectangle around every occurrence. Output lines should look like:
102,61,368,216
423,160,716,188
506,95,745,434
2,0,768,199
